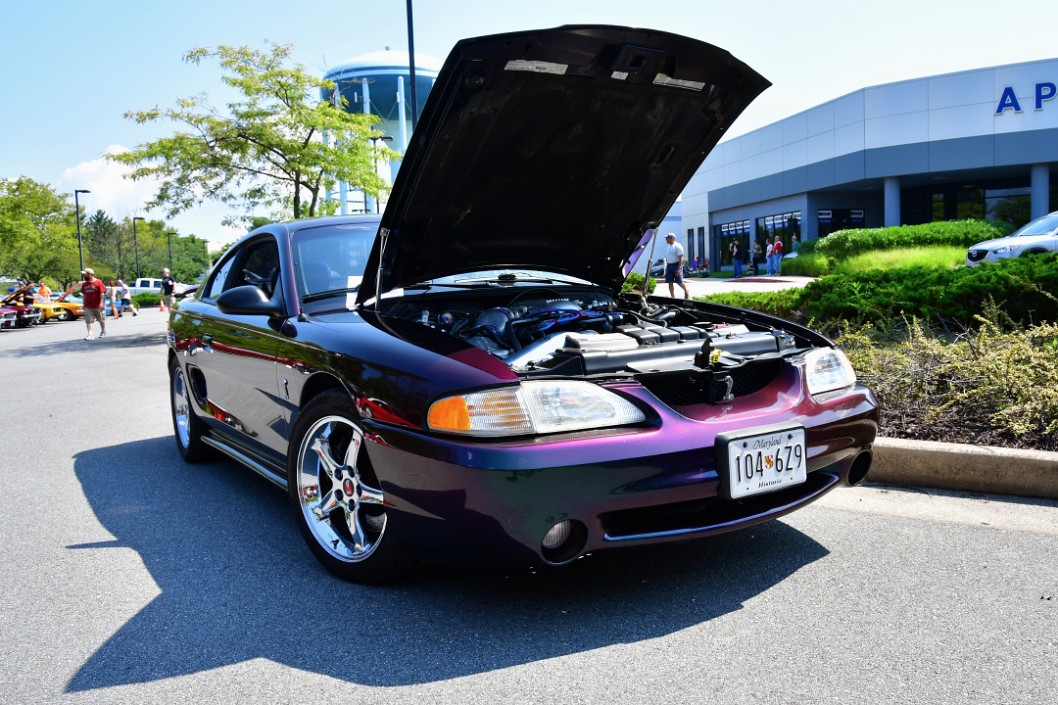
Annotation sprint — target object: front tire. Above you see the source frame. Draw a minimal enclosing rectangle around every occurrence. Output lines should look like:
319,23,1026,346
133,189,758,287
169,356,211,463
287,392,414,583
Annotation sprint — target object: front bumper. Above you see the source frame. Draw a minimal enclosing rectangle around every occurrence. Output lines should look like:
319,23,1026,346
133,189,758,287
363,387,878,566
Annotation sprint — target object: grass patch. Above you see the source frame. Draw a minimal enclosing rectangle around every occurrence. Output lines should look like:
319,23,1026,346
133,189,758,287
837,246,964,274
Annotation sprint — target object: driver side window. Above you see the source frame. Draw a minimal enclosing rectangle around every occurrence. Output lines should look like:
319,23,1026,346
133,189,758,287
204,237,281,301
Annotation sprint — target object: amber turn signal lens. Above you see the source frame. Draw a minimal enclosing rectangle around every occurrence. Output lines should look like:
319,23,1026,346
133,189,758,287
427,396,471,432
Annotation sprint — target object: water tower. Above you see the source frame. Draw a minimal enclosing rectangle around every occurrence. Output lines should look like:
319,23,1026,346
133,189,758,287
323,49,442,213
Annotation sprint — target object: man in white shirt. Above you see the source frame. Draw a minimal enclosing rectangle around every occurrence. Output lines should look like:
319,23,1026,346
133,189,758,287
663,233,690,299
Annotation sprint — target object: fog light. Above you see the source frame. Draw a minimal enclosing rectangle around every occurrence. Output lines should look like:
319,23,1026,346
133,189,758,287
542,520,571,550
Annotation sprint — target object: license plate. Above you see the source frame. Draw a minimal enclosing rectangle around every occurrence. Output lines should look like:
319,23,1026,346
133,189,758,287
720,424,807,499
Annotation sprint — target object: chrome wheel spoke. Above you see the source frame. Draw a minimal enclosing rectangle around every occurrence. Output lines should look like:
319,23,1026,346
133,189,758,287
311,490,339,521
358,480,385,506
312,427,341,481
346,508,369,553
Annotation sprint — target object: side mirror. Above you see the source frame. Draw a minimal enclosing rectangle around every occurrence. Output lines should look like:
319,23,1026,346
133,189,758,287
216,285,284,317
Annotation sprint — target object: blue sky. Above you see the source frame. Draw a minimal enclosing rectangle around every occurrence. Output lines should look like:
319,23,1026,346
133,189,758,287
3,0,1057,244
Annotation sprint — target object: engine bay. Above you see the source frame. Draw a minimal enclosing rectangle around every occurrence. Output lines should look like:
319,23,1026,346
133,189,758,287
382,285,812,401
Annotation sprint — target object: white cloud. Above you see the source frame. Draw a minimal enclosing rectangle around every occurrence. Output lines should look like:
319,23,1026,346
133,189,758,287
55,146,247,245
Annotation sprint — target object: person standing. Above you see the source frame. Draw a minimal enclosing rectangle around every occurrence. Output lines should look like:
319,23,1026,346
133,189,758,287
752,240,764,276
118,279,138,316
107,280,120,318
663,233,690,299
765,239,775,276
771,235,784,275
78,268,107,340
34,281,52,303
160,268,176,312
791,235,800,254
731,239,744,278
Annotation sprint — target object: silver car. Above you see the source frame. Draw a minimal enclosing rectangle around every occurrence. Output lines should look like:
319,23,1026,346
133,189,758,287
966,211,1058,266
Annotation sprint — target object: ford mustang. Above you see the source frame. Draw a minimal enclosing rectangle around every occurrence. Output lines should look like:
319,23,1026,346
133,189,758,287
167,25,878,583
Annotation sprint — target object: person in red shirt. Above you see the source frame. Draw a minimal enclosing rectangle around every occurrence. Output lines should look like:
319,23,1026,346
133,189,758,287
78,268,108,340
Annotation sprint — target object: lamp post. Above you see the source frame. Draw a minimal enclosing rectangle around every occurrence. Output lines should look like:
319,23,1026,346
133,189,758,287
370,135,394,213
132,217,145,279
74,189,90,271
166,231,176,271
406,0,418,129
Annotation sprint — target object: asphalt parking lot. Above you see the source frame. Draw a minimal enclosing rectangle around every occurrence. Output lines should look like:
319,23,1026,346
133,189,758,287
1,309,1056,705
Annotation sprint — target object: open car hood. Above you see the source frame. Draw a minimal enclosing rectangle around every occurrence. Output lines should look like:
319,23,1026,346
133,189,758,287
358,25,769,302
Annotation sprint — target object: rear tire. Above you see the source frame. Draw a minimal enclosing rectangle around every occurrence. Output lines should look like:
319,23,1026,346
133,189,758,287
169,356,211,463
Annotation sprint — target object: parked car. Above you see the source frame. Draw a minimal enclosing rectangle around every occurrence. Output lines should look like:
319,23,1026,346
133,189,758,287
167,25,878,583
0,307,18,329
0,290,42,327
648,258,665,277
128,277,191,298
966,211,1058,266
52,290,85,320
2,285,68,323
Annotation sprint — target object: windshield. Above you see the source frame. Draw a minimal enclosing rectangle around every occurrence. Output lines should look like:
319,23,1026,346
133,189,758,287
292,222,377,308
1012,214,1058,237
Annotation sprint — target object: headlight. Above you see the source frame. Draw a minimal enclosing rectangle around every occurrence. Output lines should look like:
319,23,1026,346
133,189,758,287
427,381,646,437
992,244,1019,255
804,348,857,396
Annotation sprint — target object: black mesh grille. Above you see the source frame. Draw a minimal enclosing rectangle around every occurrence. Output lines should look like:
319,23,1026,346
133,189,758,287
967,249,987,262
635,359,783,406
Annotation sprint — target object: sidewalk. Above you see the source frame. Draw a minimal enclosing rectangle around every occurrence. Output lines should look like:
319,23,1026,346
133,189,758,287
680,273,815,298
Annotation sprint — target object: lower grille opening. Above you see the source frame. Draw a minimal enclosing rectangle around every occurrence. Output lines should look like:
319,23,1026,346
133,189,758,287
601,471,838,540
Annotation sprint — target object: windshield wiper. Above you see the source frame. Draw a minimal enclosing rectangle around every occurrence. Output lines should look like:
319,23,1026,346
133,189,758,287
302,287,358,303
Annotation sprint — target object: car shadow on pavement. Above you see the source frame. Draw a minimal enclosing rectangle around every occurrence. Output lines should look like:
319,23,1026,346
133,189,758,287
67,436,829,691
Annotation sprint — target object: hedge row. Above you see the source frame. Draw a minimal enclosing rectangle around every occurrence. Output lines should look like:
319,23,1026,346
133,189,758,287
810,219,1013,260
704,255,1058,329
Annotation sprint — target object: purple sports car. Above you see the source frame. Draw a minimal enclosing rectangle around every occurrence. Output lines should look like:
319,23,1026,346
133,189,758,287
167,25,878,583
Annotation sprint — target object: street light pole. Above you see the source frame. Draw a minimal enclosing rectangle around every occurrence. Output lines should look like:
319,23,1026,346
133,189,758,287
166,231,175,271
132,217,145,279
74,189,90,271
406,0,418,129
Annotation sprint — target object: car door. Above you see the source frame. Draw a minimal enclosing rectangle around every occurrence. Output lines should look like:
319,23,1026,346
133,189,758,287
182,233,289,458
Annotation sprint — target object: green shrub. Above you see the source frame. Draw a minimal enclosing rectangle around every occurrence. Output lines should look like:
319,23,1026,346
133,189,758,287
700,254,1058,330
814,219,1012,260
697,288,804,320
622,273,657,295
835,314,1058,451
133,292,160,307
779,252,831,277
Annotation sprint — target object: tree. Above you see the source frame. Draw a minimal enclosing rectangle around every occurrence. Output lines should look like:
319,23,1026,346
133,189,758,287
110,42,394,226
0,177,80,284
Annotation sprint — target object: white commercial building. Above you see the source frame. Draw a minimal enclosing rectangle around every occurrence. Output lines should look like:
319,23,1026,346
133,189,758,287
681,57,1058,272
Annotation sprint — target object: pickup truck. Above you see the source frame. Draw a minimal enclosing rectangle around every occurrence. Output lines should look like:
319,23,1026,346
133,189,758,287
127,277,190,297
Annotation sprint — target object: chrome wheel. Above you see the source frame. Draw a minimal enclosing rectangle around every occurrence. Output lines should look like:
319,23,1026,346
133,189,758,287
295,415,387,563
169,357,210,463
172,367,192,449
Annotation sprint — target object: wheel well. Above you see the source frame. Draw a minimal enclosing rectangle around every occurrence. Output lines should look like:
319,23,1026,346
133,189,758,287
299,373,346,410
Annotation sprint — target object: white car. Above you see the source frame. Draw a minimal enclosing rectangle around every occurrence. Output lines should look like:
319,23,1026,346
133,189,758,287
966,211,1058,266
127,277,191,297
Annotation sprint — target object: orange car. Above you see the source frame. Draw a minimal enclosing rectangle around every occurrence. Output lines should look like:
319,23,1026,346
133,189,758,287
52,289,85,320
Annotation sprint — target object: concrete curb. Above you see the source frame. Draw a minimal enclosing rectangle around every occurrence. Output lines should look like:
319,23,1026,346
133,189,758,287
871,437,1058,500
